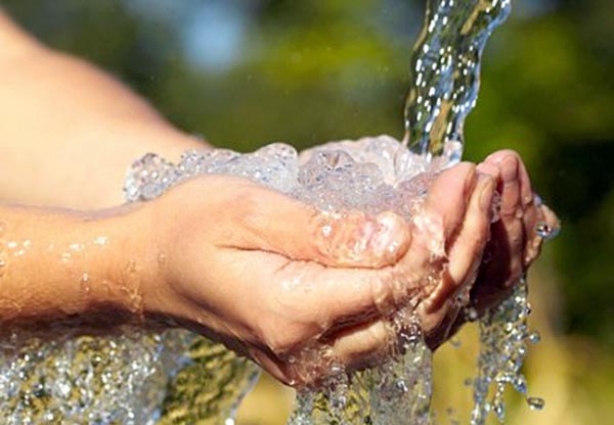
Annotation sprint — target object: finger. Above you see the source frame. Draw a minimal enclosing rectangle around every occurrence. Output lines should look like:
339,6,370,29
486,152,522,218
419,162,477,251
518,158,534,207
447,176,495,296
329,319,390,371
524,203,560,266
421,174,495,314
468,155,527,313
487,152,525,276
541,204,560,235
250,319,392,387
221,179,411,268
522,198,541,266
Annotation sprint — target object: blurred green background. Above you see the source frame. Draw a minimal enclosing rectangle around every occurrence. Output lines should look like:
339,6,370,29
2,0,613,424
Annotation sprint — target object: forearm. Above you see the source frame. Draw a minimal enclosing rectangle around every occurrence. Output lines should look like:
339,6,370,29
0,12,207,209
0,203,155,326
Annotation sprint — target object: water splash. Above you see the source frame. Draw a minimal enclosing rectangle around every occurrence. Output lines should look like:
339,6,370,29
403,0,511,162
288,309,435,425
469,279,543,424
0,326,259,425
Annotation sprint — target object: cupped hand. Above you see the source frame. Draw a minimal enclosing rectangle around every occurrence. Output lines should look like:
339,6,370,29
138,161,496,386
468,150,559,315
430,150,560,348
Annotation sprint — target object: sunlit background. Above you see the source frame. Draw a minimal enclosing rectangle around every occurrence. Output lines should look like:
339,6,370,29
2,0,613,424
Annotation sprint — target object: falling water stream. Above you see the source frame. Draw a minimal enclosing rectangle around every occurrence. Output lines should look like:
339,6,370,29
0,1,551,424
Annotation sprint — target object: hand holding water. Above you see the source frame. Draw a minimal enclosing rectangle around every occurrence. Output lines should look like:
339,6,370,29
136,147,557,386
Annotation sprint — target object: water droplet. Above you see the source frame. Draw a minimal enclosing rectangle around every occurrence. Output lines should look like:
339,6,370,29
465,307,479,322
527,397,545,411
512,376,527,395
527,331,541,345
493,398,505,422
80,273,91,294
93,236,109,247
525,302,532,315
535,222,552,239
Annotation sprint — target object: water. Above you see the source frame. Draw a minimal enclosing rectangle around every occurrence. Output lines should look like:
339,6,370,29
0,326,259,425
125,135,450,425
402,0,511,161
287,299,435,425
0,1,546,424
469,280,543,425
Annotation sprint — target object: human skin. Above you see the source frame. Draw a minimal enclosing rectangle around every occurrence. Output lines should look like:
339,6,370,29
0,11,557,386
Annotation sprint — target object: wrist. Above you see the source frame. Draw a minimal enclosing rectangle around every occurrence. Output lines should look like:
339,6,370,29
0,204,160,329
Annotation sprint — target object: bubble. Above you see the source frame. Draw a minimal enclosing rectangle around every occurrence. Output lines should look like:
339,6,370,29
124,153,178,202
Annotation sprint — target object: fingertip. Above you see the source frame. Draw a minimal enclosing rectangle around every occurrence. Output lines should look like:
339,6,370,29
476,161,501,181
368,211,412,266
484,149,521,165
542,204,561,232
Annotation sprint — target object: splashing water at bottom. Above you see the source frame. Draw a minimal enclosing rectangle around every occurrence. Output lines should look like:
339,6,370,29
288,310,435,425
469,279,544,425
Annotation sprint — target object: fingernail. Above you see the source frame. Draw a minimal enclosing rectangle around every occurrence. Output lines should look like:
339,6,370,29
501,156,519,184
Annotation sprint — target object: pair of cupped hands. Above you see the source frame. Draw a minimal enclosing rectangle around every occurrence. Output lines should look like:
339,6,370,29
139,140,558,387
